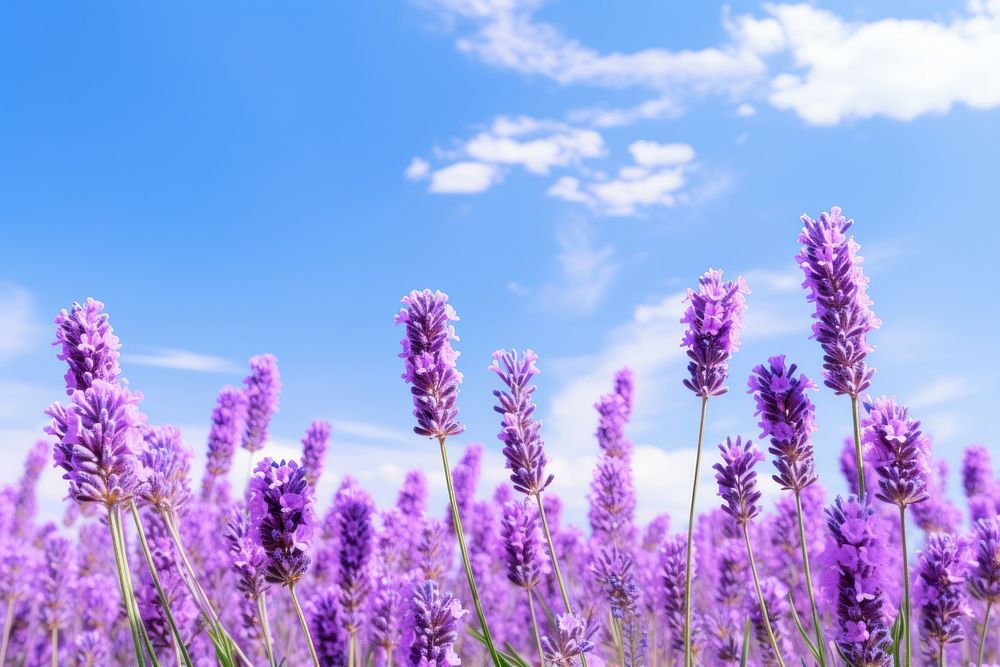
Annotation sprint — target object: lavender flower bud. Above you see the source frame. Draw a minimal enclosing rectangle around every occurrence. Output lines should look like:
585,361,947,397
395,289,465,439
301,419,332,486
241,353,281,453
659,533,690,651
397,469,429,519
334,485,374,634
75,630,110,667
14,440,49,531
39,530,74,632
588,455,636,547
910,458,962,534
225,508,269,601
747,355,819,492
490,349,554,496
713,436,764,526
595,367,634,459
915,532,972,651
797,207,881,396
371,570,406,666
542,613,596,667
202,386,247,497
310,590,348,666
969,517,1000,603
962,446,1000,521
417,519,451,584
408,580,467,667
138,425,192,514
247,458,317,586
446,443,481,530
501,500,542,590
863,396,930,509
53,298,122,395
680,269,749,398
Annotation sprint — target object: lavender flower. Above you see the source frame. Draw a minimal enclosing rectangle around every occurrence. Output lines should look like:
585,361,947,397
595,367,634,459
14,440,49,531
747,355,819,491
863,396,930,509
408,580,467,666
447,442,482,529
74,631,110,667
46,380,146,508
500,500,542,590
490,349,554,496
713,436,764,526
588,455,636,547
397,469,429,519
371,570,406,666
659,533,689,651
969,517,1000,603
417,519,451,584
334,484,374,634
748,577,791,665
910,458,962,534
202,386,247,496
821,495,892,666
241,353,281,453
225,509,270,601
542,614,596,667
963,446,1000,521
138,425,192,514
680,269,749,398
310,591,348,666
247,458,317,586
395,289,465,439
53,298,122,394
39,530,74,633
915,532,971,652
797,207,881,396
300,419,331,486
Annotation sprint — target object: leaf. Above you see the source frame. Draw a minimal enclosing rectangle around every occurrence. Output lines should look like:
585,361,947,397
890,605,904,667
740,617,752,667
467,628,527,667
786,592,821,661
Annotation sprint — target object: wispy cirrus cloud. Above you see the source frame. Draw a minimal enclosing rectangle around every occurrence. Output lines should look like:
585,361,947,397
124,348,241,373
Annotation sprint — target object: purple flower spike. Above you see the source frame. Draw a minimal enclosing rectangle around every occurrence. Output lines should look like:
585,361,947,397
659,533,690,652
408,579,467,667
821,495,892,666
334,485,375,634
310,590,348,666
247,458,317,586
46,380,146,508
962,446,1000,521
680,269,750,398
395,289,465,439
713,436,765,526
747,355,819,492
863,396,930,509
910,458,962,534
541,613,596,667
595,367,635,459
797,207,881,396
969,517,1000,603
241,353,281,453
225,509,270,601
915,532,972,651
138,425,192,514
14,440,49,530
301,420,332,486
203,386,247,496
53,297,122,395
39,530,74,633
397,469,428,518
500,500,542,590
588,455,637,547
490,349,554,496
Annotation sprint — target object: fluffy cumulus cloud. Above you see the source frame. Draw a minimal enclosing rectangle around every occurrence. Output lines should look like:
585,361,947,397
429,161,501,193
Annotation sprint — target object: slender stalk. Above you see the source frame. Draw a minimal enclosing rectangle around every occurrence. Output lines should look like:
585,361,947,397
289,585,320,667
850,395,866,497
438,436,502,667
108,507,150,666
113,509,161,666
49,627,58,667
900,507,911,667
613,616,626,667
0,597,14,666
683,396,709,667
526,589,545,665
794,491,827,667
977,601,993,667
938,644,945,667
348,633,357,667
744,524,787,667
129,502,194,666
535,492,589,667
257,594,277,667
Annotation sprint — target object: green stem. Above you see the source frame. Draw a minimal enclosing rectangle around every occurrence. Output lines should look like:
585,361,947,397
115,509,161,665
438,436,502,667
289,585,320,667
613,615,626,667
130,502,194,666
900,507,911,667
744,524,787,667
850,395,866,497
977,601,993,667
257,594,277,667
684,396,709,667
526,589,545,665
51,627,58,667
0,597,15,666
794,491,827,666
108,507,151,666
938,643,945,667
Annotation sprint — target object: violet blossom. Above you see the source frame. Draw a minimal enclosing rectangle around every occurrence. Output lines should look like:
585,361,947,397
247,458,317,586
301,419,331,486
408,580,467,667
680,269,749,398
863,396,930,509
241,353,281,454
53,297,122,394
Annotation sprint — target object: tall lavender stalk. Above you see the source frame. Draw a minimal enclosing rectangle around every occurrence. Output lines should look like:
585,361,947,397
713,436,786,667
333,485,375,666
201,386,247,501
301,419,332,486
241,353,281,477
798,207,881,496
500,500,545,662
969,517,1000,667
396,289,500,666
864,396,930,666
680,269,748,667
748,356,826,664
914,533,971,665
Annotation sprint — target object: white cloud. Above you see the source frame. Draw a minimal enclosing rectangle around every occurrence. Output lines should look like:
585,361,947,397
568,96,681,128
124,348,241,373
429,161,501,193
538,220,618,315
0,284,43,363
736,102,756,116
465,125,603,174
405,157,431,181
628,141,695,167
908,376,977,410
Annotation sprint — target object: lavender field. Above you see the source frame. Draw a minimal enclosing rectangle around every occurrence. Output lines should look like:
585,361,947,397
0,207,997,667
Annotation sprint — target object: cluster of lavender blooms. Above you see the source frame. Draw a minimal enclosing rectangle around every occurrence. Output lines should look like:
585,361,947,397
1,208,1000,667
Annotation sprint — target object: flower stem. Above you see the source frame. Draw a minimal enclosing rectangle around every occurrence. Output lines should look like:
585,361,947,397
899,507,912,667
289,585,320,667
744,524,787,667
0,597,15,666
977,601,993,667
527,590,545,665
938,644,945,667
257,594,277,667
108,507,153,666
684,396,709,667
51,627,58,667
129,501,194,667
438,436,502,667
535,492,589,667
794,491,826,667
850,394,866,497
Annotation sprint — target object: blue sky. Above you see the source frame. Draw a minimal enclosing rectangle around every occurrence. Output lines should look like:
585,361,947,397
2,0,999,527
